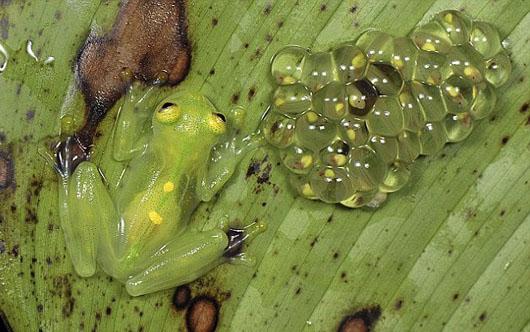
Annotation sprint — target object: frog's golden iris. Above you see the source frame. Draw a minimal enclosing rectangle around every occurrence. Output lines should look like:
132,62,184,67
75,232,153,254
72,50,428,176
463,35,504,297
156,102,182,123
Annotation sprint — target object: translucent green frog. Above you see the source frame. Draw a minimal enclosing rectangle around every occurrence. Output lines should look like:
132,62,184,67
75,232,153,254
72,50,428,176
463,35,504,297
56,90,264,296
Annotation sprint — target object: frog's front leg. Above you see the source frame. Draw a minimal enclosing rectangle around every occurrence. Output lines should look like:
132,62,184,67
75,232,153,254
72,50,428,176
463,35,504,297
198,107,265,201
112,80,165,162
125,221,265,296
59,161,117,277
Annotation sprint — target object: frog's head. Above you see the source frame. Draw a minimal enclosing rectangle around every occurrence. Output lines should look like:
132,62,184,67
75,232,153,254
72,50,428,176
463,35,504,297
152,91,228,143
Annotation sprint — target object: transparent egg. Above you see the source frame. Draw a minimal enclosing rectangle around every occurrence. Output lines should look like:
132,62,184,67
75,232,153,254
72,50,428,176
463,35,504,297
365,96,404,137
413,50,450,85
365,63,404,96
411,81,447,122
485,51,512,87
295,111,337,151
435,10,472,45
271,46,308,84
356,30,394,63
290,174,317,200
392,37,419,81
419,122,447,155
397,131,421,163
380,162,411,193
469,21,502,58
301,51,337,91
441,75,476,114
345,79,378,116
369,135,398,164
339,115,369,147
446,44,485,83
347,146,388,192
281,145,314,174
411,20,452,54
332,44,368,83
340,190,378,208
313,81,348,120
444,112,474,142
399,84,426,132
470,82,497,120
272,83,312,115
262,111,296,148
320,140,351,167
309,166,354,203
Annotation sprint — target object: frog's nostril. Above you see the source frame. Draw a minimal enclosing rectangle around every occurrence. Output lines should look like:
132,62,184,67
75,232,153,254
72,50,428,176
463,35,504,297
214,112,226,122
160,103,175,112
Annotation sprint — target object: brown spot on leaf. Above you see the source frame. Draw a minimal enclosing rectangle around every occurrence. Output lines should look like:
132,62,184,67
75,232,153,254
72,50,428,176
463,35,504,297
394,299,404,310
479,312,487,321
338,305,382,332
173,285,192,310
61,0,191,174
211,17,218,26
186,295,219,332
521,102,529,113
501,136,510,145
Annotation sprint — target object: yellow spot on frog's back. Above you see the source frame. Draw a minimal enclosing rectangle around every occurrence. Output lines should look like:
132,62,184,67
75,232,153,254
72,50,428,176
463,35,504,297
149,211,163,225
163,181,175,193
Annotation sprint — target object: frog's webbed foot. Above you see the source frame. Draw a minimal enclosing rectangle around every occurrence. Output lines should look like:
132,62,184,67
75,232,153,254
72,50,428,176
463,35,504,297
124,220,266,296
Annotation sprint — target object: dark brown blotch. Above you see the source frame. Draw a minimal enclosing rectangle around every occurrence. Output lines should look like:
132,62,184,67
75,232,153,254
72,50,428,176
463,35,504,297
338,305,382,332
63,0,191,174
185,295,219,332
173,285,192,310
520,102,529,113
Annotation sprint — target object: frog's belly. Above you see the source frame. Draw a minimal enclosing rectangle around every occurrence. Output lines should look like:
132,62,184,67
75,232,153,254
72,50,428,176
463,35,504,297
103,198,197,280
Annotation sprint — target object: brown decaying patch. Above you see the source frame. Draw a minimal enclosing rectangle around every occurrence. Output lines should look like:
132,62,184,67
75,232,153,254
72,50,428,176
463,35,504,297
185,295,219,332
173,285,192,310
338,305,382,332
58,0,191,173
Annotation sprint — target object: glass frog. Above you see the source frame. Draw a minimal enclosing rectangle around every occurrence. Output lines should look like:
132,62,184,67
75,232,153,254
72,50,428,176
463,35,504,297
55,90,265,297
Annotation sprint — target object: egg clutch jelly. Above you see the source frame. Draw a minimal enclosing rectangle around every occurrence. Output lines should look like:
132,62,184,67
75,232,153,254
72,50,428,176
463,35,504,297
263,10,511,208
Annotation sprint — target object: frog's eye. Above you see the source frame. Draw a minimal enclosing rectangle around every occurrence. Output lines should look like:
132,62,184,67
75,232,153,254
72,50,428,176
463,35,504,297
214,112,226,123
156,103,181,123
208,112,227,135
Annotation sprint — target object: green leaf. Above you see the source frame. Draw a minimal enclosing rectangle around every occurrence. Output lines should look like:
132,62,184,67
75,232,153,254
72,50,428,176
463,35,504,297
1,0,529,331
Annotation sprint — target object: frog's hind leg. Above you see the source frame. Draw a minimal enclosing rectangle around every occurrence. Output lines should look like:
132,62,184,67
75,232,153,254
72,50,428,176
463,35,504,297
125,220,265,296
59,161,117,277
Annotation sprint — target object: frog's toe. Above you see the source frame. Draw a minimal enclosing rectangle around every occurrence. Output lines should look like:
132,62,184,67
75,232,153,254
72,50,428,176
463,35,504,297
223,220,266,259
54,135,90,176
